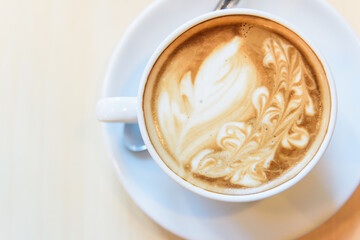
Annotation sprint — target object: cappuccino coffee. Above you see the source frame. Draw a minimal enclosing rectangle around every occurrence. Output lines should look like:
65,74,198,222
143,15,331,194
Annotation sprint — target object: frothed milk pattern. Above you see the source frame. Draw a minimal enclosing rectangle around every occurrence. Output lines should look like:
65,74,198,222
159,36,315,187
191,37,315,187
144,16,330,194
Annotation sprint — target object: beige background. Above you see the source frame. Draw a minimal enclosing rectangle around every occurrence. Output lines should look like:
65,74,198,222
0,0,359,239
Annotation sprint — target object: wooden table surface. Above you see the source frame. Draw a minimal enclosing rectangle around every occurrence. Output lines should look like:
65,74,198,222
0,0,359,239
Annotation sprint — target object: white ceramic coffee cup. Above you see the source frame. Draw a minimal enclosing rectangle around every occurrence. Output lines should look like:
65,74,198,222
97,9,337,202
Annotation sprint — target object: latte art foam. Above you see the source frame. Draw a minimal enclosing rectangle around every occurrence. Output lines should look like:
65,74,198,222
143,15,331,194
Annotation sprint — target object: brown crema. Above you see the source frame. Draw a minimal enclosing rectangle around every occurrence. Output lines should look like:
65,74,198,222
143,15,331,195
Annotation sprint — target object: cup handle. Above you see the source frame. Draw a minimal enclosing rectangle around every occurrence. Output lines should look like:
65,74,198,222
96,97,138,123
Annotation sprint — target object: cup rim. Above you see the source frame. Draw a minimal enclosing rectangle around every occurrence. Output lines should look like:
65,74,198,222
137,8,337,202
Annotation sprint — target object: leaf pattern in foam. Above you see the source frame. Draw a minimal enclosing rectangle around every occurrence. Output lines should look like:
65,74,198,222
172,37,258,159
158,37,257,161
191,37,317,187
180,37,257,131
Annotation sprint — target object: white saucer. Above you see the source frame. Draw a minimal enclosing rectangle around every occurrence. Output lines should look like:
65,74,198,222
101,0,360,239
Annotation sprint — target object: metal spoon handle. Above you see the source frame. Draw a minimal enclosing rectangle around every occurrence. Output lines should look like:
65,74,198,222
214,0,241,10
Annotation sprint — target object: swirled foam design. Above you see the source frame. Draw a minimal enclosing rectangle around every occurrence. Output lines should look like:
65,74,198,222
143,15,331,194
